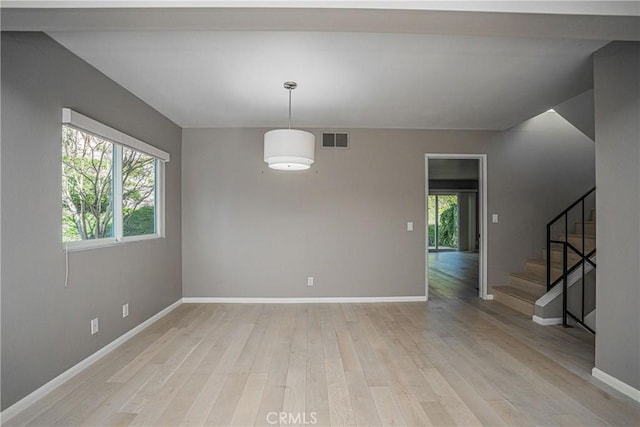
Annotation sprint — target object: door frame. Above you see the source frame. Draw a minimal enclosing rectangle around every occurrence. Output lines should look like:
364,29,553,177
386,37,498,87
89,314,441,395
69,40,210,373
425,153,489,300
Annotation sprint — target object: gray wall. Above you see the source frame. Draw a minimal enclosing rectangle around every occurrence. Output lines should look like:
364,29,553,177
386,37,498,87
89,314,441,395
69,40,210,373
554,89,595,141
490,112,596,272
182,112,595,298
593,42,640,390
1,33,182,410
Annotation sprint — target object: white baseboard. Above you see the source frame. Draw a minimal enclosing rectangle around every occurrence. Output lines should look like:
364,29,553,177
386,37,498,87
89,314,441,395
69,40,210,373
532,315,563,326
592,368,640,402
182,296,427,304
0,299,182,424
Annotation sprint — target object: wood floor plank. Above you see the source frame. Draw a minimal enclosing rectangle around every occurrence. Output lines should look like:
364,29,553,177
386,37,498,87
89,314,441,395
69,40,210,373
330,304,349,332
206,373,249,426
281,306,308,422
254,306,295,426
282,349,306,418
344,370,383,426
251,305,284,374
232,306,271,375
485,398,535,427
180,373,228,427
108,327,181,384
413,337,507,426
325,357,356,427
230,372,267,426
320,305,341,360
180,313,254,426
370,385,407,427
153,369,210,427
336,330,362,373
255,384,285,427
420,401,455,427
78,365,160,426
102,411,136,427
119,335,202,416
372,347,434,426
127,335,219,426
347,313,389,387
377,334,439,404
151,310,230,426
21,344,156,427
306,305,331,427
422,368,483,426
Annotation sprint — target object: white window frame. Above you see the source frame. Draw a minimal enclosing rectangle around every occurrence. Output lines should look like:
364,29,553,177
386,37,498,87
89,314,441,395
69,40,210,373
62,108,169,251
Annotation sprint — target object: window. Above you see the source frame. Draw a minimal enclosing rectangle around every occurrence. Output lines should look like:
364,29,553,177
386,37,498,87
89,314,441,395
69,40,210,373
61,109,169,249
121,147,156,237
428,194,459,251
62,127,115,241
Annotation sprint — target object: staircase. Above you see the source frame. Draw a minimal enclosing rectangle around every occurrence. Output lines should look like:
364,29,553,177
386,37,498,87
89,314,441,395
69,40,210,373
493,191,596,321
493,254,571,317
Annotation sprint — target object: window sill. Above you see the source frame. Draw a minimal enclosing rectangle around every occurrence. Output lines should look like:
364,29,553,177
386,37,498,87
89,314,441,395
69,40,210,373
64,234,163,252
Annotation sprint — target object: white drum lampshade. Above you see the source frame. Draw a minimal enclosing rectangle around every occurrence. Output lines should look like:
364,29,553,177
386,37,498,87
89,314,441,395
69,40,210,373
264,81,315,171
264,129,315,170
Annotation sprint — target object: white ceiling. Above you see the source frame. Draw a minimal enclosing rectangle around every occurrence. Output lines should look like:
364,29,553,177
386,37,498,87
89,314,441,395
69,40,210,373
5,4,637,130
48,30,605,129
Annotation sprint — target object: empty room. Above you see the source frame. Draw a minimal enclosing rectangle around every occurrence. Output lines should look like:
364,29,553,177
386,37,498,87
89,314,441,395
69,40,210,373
1,2,639,426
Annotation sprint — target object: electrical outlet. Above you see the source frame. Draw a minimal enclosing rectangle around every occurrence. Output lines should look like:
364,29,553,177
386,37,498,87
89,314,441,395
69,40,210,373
91,318,99,335
307,277,314,287
407,221,414,231
492,213,499,223
122,304,129,318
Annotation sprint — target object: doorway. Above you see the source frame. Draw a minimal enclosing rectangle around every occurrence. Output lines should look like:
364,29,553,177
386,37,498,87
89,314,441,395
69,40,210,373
425,154,488,300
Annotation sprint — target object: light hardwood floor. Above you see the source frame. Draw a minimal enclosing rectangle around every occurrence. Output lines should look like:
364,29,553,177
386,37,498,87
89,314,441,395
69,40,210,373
5,253,639,426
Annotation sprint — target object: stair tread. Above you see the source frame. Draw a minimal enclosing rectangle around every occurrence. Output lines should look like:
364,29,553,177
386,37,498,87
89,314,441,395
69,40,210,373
559,233,596,239
526,259,563,269
510,271,546,286
493,285,544,304
546,247,591,255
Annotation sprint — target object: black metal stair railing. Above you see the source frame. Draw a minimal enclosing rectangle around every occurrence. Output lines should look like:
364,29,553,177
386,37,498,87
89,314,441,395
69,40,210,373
546,187,596,332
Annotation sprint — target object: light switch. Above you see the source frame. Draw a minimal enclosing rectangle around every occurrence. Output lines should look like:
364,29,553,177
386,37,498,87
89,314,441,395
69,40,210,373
407,221,414,231
492,214,499,223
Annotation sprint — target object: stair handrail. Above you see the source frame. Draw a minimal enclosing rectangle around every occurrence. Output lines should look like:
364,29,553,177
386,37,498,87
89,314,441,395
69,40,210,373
546,187,596,291
546,246,596,291
550,240,596,333
546,187,596,333
546,187,596,229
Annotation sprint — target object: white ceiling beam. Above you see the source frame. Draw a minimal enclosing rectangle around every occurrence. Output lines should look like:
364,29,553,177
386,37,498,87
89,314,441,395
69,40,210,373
2,1,639,17
2,7,639,41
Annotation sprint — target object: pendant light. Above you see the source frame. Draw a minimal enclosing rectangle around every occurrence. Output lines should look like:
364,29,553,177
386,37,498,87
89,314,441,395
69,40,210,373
264,81,315,170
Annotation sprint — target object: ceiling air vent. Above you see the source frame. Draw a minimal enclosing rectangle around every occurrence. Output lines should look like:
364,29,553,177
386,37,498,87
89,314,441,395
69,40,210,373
322,132,349,149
